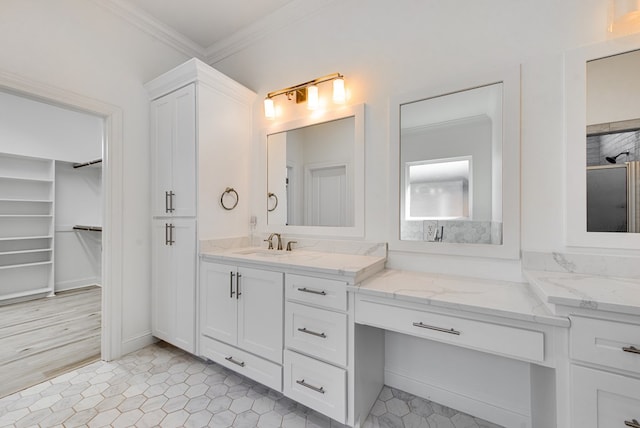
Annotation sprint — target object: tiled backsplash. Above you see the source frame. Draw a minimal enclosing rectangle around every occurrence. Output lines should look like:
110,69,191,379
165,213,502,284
522,251,640,278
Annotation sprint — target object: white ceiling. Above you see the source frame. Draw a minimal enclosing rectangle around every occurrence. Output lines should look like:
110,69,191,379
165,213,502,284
120,0,296,48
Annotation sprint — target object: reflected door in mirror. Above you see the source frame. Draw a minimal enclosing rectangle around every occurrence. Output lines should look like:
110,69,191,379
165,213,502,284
267,117,355,227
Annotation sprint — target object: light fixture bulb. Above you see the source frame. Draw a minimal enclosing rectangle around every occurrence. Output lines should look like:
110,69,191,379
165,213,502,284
264,98,275,119
307,85,319,110
333,77,346,104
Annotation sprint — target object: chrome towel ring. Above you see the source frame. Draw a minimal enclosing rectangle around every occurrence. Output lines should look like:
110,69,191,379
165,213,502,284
221,187,239,210
267,192,278,212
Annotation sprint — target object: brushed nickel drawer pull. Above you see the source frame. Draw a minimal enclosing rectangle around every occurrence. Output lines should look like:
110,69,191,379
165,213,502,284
623,346,640,355
413,322,461,335
297,327,327,338
225,356,245,367
625,419,640,428
296,379,325,394
230,272,235,298
297,287,326,296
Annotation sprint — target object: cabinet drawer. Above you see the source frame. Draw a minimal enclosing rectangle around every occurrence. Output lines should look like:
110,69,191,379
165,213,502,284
285,302,347,366
286,274,347,311
572,365,640,428
200,335,282,392
356,296,544,362
570,316,640,375
283,350,346,424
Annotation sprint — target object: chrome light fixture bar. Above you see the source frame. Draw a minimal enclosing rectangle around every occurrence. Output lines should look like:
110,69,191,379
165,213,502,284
264,72,345,119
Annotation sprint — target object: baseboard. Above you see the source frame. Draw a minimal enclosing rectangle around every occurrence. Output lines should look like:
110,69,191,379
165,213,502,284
120,331,156,356
55,277,101,292
385,369,531,428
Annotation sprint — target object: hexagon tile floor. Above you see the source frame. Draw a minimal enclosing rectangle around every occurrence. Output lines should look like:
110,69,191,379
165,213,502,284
0,342,504,428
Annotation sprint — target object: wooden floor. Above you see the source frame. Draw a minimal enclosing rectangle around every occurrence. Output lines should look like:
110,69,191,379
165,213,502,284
0,286,101,398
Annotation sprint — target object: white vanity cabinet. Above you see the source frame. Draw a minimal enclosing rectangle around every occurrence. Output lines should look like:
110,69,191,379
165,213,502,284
283,274,350,422
570,314,640,428
151,218,196,352
150,83,196,218
146,58,255,354
199,259,284,390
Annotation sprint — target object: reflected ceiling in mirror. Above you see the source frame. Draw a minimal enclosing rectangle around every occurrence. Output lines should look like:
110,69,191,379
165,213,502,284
267,116,355,227
400,83,503,245
586,49,640,233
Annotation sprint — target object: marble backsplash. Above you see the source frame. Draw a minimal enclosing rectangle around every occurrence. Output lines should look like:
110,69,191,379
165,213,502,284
522,251,640,278
401,219,502,244
200,236,388,258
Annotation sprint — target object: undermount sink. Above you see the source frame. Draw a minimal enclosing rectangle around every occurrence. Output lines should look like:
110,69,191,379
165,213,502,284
234,248,286,257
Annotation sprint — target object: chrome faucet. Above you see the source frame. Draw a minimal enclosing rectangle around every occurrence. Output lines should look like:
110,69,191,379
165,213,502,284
264,233,283,250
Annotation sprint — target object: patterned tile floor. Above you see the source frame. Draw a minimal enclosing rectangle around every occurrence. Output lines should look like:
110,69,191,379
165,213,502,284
0,342,503,428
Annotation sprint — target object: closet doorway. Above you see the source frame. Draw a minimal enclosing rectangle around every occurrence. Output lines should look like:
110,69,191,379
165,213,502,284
0,89,105,398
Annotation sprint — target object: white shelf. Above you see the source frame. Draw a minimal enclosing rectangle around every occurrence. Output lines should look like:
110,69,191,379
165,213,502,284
0,235,53,241
0,261,53,270
0,176,53,183
0,287,53,302
0,248,52,256
0,153,55,301
0,215,53,218
0,199,52,203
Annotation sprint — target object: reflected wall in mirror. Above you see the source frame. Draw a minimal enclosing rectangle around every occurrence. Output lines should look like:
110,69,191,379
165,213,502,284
586,48,640,233
267,116,355,227
400,83,503,245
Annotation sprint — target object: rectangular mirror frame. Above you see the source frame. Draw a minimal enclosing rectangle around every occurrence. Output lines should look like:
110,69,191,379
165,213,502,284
565,33,640,249
259,104,365,238
389,67,521,259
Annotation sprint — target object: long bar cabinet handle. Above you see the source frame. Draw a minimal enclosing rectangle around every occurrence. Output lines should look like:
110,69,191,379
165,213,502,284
230,272,236,298
297,327,327,338
296,379,325,394
165,191,170,213
625,419,640,428
623,346,640,355
168,190,175,212
412,322,461,336
297,287,326,296
225,356,245,367
236,273,242,299
165,223,169,245
167,224,175,246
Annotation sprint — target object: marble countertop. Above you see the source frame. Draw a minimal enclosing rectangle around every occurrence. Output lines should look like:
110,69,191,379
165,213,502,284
350,269,569,327
200,247,386,284
524,270,640,316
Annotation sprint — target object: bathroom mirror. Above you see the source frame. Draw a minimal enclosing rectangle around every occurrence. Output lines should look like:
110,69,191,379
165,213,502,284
263,104,364,237
390,68,521,259
565,33,640,248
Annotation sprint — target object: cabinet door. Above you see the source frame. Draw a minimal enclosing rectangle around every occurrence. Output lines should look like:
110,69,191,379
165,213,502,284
171,218,196,352
150,84,196,217
151,219,196,353
200,261,238,346
572,365,640,428
237,267,284,364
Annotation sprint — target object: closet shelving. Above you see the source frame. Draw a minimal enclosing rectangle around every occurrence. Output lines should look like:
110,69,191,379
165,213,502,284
0,153,54,302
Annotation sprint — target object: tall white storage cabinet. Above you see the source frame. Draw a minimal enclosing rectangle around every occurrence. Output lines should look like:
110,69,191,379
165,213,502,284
146,58,256,354
0,153,55,302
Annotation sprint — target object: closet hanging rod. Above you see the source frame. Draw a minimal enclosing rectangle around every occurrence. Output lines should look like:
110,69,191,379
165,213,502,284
73,159,102,169
72,225,102,232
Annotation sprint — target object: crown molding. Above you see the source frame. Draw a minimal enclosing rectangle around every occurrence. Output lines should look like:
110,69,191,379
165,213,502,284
205,0,339,65
94,0,207,60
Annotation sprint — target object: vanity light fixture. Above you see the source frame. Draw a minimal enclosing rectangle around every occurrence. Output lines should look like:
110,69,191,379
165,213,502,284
608,0,640,35
264,72,345,119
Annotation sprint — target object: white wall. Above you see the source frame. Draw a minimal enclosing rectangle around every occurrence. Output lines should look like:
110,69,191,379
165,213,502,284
0,0,189,353
55,161,102,292
211,0,612,281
